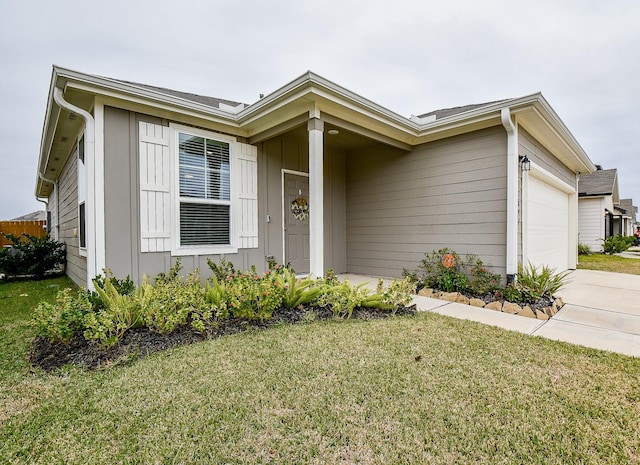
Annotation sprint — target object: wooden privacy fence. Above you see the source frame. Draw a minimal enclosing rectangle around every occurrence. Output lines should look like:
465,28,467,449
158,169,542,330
0,220,47,247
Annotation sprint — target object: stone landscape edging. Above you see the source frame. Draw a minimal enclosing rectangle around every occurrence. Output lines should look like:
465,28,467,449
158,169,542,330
417,288,564,320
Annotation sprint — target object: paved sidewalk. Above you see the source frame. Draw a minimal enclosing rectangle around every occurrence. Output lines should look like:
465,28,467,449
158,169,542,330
339,270,640,357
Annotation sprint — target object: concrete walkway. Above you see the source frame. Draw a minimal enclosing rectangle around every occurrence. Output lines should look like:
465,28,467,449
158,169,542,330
338,270,640,357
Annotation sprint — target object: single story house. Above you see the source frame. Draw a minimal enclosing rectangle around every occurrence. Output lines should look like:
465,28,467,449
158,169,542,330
578,168,634,251
36,66,596,288
618,198,638,236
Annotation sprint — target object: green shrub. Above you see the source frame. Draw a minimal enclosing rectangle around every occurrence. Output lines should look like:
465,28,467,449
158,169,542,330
376,278,416,309
224,267,285,320
207,258,237,281
0,233,65,280
358,278,416,311
88,271,135,310
277,268,322,308
317,277,416,317
32,288,92,345
516,262,570,301
602,235,635,254
468,260,501,294
577,243,592,256
139,264,206,334
403,248,501,294
316,280,370,318
205,276,229,320
496,284,523,302
83,279,144,349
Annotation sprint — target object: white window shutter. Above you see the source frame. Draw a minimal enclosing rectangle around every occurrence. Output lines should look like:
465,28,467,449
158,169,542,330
233,142,258,249
139,122,171,252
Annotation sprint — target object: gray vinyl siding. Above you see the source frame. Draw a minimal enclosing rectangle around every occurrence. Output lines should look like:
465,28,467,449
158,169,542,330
48,183,58,241
346,126,508,278
56,146,86,286
519,128,575,186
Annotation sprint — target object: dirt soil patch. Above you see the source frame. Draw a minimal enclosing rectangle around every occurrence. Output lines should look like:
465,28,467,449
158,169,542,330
30,305,416,371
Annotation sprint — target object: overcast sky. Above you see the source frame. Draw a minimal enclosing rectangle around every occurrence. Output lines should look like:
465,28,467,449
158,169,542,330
0,0,638,220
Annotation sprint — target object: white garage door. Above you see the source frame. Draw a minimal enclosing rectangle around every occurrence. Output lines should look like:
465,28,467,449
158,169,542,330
527,174,570,272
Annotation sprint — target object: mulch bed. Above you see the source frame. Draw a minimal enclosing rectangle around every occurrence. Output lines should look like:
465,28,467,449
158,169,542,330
29,305,416,372
459,291,555,313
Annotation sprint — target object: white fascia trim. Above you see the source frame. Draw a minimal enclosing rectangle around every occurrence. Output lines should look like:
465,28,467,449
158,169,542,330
54,66,243,121
50,67,596,177
513,105,595,174
36,71,64,196
66,82,243,132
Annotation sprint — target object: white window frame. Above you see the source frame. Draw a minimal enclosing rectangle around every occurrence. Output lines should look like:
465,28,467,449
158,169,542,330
170,123,238,256
77,133,88,257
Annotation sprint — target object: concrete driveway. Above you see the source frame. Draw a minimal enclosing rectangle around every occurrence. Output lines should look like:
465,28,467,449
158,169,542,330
537,269,640,357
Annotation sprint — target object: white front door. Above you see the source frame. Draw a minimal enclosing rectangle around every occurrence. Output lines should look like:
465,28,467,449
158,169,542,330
283,172,310,273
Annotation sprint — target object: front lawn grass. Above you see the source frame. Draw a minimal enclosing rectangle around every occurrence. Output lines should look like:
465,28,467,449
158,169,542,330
578,253,640,275
0,276,74,380
1,278,639,464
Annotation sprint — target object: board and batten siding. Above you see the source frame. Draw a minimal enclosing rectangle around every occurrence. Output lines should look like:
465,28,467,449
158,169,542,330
55,146,87,286
102,106,264,284
578,197,605,252
139,122,171,253
346,126,508,278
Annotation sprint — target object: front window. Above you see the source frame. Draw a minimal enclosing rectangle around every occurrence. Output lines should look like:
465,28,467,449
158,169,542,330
178,132,231,246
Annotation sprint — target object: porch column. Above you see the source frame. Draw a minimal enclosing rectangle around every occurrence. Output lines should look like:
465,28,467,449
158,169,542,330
308,117,324,277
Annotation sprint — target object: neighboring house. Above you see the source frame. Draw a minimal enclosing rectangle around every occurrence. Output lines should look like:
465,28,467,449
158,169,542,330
11,210,47,221
618,198,638,236
36,66,596,288
577,168,634,251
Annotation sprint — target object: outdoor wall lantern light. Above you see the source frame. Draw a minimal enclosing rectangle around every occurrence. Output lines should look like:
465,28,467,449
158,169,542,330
520,155,531,172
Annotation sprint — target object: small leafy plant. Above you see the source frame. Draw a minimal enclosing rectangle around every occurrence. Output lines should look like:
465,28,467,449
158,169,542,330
403,248,500,294
32,288,92,345
577,243,592,256
139,263,206,334
516,262,570,301
316,280,370,318
278,268,322,308
83,278,144,349
207,258,237,281
223,267,285,320
602,235,635,254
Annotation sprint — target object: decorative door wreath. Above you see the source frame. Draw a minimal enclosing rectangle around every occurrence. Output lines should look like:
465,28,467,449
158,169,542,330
291,196,309,221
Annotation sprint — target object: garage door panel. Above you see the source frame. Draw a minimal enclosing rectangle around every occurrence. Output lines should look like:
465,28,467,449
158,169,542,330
527,175,569,272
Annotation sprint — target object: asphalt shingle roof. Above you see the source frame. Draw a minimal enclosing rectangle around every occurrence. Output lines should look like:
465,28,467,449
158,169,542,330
619,198,638,221
578,169,617,196
112,79,247,110
418,99,509,120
